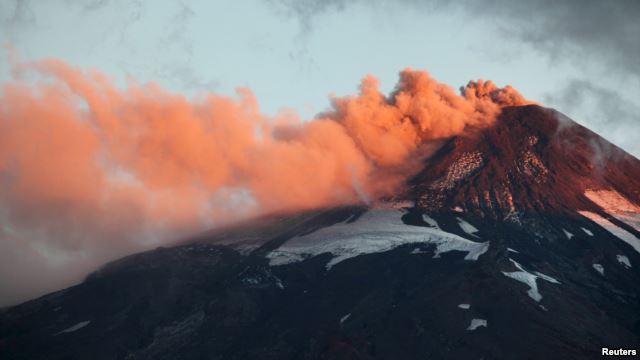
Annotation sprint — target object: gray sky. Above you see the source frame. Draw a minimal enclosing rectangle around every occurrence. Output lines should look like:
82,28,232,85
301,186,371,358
0,0,638,306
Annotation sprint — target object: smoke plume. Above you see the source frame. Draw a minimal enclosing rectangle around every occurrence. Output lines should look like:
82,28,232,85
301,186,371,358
0,58,529,305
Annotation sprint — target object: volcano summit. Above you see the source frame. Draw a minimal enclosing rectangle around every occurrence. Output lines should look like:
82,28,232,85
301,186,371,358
1,105,639,359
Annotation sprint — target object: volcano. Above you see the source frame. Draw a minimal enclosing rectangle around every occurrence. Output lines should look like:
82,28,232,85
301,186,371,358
1,105,639,359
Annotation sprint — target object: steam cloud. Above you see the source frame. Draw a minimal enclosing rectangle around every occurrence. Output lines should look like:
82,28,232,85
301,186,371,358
0,58,529,305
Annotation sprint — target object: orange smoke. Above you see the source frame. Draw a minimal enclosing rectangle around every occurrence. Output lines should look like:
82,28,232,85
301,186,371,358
0,59,529,304
328,71,528,167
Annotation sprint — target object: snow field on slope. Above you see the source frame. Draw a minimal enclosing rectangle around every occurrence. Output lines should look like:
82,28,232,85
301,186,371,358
585,190,640,233
502,259,560,302
267,209,489,269
579,211,640,254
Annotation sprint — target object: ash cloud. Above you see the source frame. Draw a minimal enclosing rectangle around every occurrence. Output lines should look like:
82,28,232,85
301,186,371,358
0,58,528,305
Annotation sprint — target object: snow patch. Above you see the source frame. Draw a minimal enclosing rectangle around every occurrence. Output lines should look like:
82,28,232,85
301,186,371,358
507,248,519,253
592,263,605,276
433,238,489,261
422,214,440,229
533,271,561,284
274,276,285,289
467,318,487,331
562,229,574,239
617,255,631,268
241,277,260,285
239,268,285,289
502,259,560,302
585,190,640,233
56,320,91,335
457,304,470,310
267,209,490,269
457,217,479,237
340,313,351,324
581,227,593,236
579,211,640,254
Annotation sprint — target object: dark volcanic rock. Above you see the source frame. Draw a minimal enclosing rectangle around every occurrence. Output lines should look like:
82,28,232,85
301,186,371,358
1,106,639,360
411,105,640,219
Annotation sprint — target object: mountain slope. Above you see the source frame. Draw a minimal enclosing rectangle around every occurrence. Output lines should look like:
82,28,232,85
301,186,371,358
1,105,639,360
412,105,640,218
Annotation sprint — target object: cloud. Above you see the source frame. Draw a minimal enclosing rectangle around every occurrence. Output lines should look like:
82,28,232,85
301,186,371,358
4,0,35,25
264,0,640,156
545,79,640,156
0,0,36,38
68,0,111,12
0,58,528,305
266,0,347,35
456,0,640,80
266,0,640,80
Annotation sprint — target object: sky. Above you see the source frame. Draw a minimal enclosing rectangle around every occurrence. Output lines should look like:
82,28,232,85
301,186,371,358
0,0,638,306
